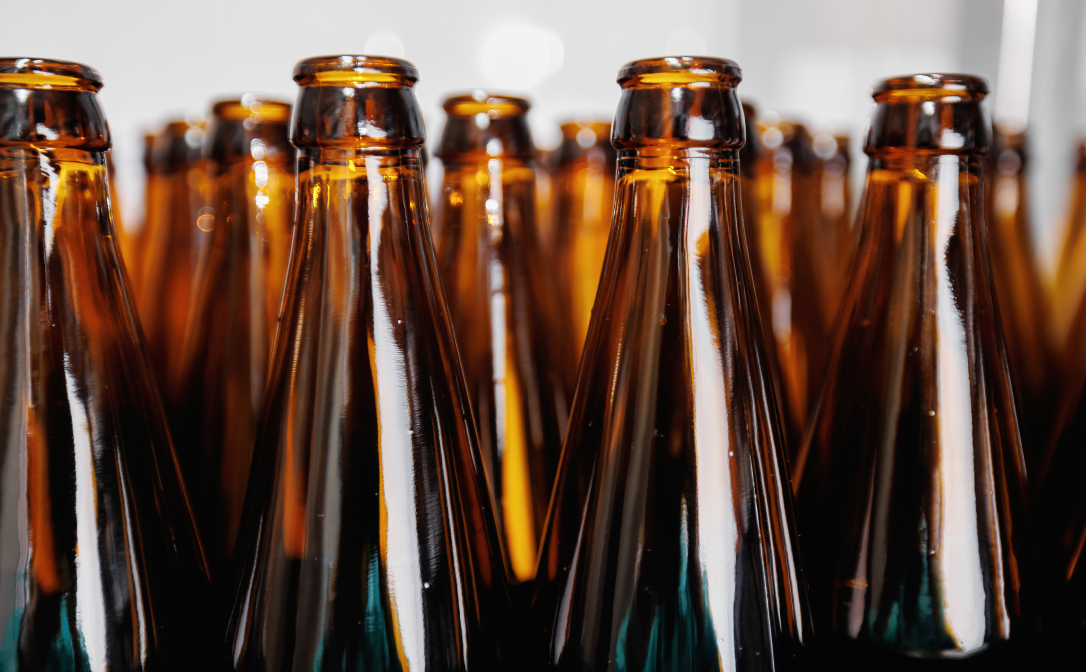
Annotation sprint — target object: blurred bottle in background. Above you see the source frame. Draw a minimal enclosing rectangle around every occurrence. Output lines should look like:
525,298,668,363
794,74,1037,667
0,57,217,670
170,96,294,585
138,116,208,392
750,118,853,458
226,56,509,669
983,125,1053,468
1052,140,1086,352
434,92,574,594
550,119,616,364
535,145,557,255
531,56,809,671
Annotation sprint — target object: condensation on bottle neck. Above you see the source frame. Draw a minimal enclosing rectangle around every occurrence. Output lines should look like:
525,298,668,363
436,92,534,163
290,55,425,150
612,56,745,153
866,73,991,157
0,58,110,151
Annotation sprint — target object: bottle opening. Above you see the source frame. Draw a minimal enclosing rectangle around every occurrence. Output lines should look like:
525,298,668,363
0,57,103,92
560,120,611,142
212,97,291,123
617,56,742,89
443,92,529,118
293,55,418,88
872,74,989,102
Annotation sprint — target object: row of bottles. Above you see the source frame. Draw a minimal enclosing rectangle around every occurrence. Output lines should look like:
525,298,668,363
3,50,1086,671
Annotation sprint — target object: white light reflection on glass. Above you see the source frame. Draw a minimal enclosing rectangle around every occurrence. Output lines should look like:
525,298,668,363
687,156,739,670
933,154,985,653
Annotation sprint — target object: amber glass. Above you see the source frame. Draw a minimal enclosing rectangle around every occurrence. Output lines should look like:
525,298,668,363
535,146,557,255
434,93,574,587
137,117,207,391
1052,141,1086,348
793,74,1036,667
530,57,809,671
983,126,1052,466
226,56,508,670
551,120,617,362
170,96,294,584
1037,279,1086,642
0,58,217,670
750,119,853,455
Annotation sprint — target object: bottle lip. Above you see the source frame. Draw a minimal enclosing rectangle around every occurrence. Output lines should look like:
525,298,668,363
443,91,530,117
292,55,419,88
0,57,103,92
559,119,612,137
617,56,742,88
212,96,291,123
872,73,989,100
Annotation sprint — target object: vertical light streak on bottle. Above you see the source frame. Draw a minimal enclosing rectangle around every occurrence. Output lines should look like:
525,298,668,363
368,156,424,670
64,354,108,672
686,157,737,670
933,156,985,652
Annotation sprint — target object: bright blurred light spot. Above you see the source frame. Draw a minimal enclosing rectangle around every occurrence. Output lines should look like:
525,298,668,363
665,27,707,56
364,32,406,58
576,127,597,148
475,112,490,129
479,24,564,91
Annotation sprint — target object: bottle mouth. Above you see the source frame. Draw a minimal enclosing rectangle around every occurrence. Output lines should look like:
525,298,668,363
617,56,741,89
0,57,103,92
560,120,611,139
443,92,530,117
293,55,418,88
212,96,291,123
872,74,989,101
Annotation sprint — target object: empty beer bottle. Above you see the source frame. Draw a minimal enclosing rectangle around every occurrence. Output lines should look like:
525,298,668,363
983,125,1052,467
434,92,574,590
1052,140,1086,348
530,56,809,671
551,119,616,362
138,116,207,392
171,95,294,584
794,74,1037,669
226,56,508,670
0,57,217,670
750,119,852,457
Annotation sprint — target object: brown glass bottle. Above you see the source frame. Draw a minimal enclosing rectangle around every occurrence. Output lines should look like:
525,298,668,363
434,93,574,589
551,119,617,363
226,56,508,670
1036,273,1086,645
0,58,217,670
170,96,293,584
1052,140,1086,348
137,117,207,392
750,119,853,457
794,74,1037,669
983,126,1052,467
530,57,809,671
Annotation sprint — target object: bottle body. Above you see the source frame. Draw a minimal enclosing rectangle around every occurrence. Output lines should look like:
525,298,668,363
795,75,1036,667
227,57,508,671
138,119,207,392
0,58,214,671
551,120,617,363
531,57,808,672
434,94,573,588
171,98,294,583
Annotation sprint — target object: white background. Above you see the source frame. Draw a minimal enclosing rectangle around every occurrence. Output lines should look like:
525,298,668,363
5,0,1085,269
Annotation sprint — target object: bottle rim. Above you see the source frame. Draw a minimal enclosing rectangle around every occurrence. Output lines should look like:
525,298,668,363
559,119,611,137
617,56,742,88
293,55,419,88
443,91,530,117
0,57,103,92
872,73,989,100
212,96,291,123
